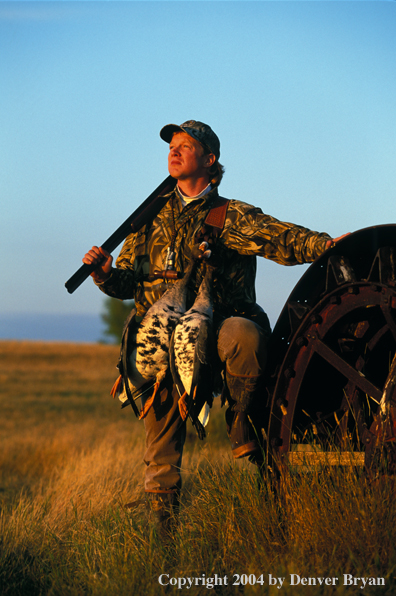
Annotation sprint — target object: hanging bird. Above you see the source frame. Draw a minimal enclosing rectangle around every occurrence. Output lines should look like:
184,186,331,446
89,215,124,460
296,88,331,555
111,242,211,419
170,262,216,439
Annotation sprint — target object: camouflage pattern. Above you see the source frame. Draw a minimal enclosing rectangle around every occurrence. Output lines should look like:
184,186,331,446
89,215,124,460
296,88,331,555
95,186,331,321
160,120,220,159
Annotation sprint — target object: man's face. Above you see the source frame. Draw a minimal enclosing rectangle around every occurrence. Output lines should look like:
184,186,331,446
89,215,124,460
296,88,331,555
168,132,213,181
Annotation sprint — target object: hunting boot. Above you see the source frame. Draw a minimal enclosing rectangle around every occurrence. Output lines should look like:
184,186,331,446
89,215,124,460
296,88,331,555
225,372,263,459
146,492,180,539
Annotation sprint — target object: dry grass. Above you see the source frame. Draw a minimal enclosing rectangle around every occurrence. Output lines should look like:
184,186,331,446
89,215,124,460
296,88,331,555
0,340,395,595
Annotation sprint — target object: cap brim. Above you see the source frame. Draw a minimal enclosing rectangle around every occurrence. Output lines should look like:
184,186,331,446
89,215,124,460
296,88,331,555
160,124,185,143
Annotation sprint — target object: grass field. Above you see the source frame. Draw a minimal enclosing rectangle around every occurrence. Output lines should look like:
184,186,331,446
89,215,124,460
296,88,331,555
0,340,395,595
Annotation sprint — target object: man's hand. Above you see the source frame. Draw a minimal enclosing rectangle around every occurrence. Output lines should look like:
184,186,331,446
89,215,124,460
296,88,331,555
82,246,113,282
326,233,351,250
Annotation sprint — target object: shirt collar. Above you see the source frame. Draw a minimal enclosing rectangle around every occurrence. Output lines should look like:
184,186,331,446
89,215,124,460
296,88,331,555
176,183,212,206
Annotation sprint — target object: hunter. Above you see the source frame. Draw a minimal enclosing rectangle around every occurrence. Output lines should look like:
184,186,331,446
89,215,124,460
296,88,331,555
83,120,346,531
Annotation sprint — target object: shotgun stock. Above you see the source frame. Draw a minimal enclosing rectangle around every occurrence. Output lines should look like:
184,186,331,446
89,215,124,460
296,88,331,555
65,175,176,294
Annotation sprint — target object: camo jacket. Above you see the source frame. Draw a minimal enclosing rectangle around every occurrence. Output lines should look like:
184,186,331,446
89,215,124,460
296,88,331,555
95,186,331,321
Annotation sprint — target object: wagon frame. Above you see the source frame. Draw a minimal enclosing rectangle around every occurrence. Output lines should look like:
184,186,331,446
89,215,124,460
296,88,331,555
263,225,396,477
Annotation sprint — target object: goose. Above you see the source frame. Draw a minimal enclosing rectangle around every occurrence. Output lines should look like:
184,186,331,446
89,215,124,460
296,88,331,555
111,242,211,419
169,262,216,439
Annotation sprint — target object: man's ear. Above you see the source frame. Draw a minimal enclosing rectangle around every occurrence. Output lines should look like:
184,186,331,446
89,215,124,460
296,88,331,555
204,153,216,168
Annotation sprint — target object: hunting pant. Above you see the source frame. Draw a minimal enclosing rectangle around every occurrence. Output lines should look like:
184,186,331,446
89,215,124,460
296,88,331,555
142,317,269,495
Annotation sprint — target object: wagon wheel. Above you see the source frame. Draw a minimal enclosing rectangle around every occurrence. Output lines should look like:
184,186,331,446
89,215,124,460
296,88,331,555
265,225,396,477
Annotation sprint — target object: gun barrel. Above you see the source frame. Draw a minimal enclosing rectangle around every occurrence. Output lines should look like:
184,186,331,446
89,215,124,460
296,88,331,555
65,175,176,294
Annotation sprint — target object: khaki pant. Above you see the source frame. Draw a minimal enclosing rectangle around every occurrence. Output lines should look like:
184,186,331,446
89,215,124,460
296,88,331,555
142,317,269,494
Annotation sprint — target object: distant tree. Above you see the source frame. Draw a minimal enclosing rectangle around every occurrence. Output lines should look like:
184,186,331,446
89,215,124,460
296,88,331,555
101,297,135,344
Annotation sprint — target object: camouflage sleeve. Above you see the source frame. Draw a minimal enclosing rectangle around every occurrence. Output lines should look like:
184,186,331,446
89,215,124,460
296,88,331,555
93,232,137,300
221,200,331,265
94,268,135,300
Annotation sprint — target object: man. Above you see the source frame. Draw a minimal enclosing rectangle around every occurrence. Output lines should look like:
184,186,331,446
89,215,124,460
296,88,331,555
83,120,345,529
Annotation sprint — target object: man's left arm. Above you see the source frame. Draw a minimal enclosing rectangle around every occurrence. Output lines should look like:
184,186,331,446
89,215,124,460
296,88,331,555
221,201,349,265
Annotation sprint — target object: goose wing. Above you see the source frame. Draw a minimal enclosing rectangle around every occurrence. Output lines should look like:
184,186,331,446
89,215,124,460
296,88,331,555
169,328,187,409
187,318,216,429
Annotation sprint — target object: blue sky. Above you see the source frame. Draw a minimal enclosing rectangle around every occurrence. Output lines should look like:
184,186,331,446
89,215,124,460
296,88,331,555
1,1,395,331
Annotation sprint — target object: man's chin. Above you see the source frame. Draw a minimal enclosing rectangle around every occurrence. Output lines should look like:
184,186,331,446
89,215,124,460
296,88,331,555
168,167,181,179
169,170,187,182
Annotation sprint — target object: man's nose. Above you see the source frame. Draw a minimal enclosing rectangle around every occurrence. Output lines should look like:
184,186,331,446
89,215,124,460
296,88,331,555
170,145,181,156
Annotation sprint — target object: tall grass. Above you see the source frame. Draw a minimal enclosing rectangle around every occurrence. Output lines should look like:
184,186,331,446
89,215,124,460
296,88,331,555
0,341,395,594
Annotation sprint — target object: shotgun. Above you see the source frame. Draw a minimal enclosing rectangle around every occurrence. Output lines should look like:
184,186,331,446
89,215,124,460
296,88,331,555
65,175,176,294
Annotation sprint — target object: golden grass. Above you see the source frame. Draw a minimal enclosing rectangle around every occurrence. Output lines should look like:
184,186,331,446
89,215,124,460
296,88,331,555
0,340,395,595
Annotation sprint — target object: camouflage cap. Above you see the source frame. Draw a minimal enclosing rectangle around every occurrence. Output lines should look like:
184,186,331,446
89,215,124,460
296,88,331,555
160,120,220,159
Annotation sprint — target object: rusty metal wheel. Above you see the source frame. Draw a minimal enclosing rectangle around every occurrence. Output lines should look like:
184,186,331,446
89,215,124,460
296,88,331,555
265,225,396,476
